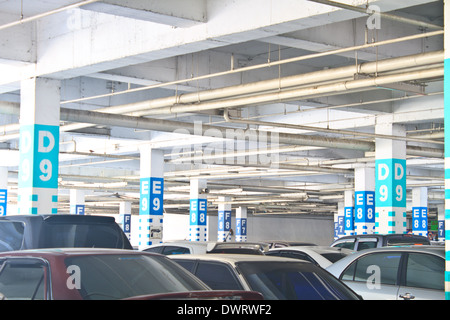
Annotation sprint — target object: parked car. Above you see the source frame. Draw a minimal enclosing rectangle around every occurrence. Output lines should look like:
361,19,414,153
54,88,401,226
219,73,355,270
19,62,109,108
170,254,361,300
330,234,430,251
266,246,354,268
262,240,317,249
142,241,269,255
0,248,263,300
326,246,444,300
142,240,209,255
0,214,133,252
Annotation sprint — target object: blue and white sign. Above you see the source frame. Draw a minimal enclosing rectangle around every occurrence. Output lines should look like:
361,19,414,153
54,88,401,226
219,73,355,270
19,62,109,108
438,220,445,239
355,191,375,223
190,198,207,226
236,218,247,237
336,215,344,237
344,207,354,234
140,177,164,216
122,213,131,234
0,189,6,216
218,210,231,233
19,124,59,189
412,207,427,234
70,204,85,215
375,159,406,207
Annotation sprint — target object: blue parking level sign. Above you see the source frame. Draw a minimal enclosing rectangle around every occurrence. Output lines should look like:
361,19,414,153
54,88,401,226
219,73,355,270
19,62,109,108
0,189,6,216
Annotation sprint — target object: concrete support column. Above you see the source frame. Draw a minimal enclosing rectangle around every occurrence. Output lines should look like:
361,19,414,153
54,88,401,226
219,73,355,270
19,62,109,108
375,123,407,234
189,179,208,242
18,77,60,215
411,187,428,237
70,189,85,215
0,167,7,216
235,206,247,242
354,167,375,234
138,146,164,249
217,196,232,242
344,190,354,236
119,201,132,241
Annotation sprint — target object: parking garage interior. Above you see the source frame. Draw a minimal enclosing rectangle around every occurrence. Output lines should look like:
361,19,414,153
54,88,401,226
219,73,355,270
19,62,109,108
0,1,446,250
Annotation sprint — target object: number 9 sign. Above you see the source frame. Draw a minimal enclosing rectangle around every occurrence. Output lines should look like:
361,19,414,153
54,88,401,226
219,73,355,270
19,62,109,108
19,125,59,189
375,159,406,207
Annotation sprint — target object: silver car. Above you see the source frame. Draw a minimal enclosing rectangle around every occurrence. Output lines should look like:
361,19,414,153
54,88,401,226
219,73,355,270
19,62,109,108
326,246,444,300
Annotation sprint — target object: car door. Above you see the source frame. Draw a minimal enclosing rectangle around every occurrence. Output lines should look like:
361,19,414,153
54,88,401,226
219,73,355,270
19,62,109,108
397,252,444,300
339,251,402,300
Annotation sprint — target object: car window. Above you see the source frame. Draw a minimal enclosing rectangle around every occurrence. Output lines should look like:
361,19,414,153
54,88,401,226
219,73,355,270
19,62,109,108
194,262,243,291
357,241,378,251
0,221,25,252
173,260,196,273
64,254,208,299
161,246,190,255
0,258,47,300
333,240,355,250
237,261,360,300
143,246,163,254
405,253,444,290
341,252,401,285
266,251,317,265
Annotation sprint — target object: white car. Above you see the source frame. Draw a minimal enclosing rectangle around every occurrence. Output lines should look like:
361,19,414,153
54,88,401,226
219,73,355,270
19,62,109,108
170,254,361,300
266,246,354,268
141,241,268,255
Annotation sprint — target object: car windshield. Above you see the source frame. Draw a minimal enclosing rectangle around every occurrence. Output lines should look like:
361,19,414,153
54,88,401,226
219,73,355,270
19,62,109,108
236,261,359,300
321,252,350,263
0,221,25,252
42,223,127,249
64,254,208,300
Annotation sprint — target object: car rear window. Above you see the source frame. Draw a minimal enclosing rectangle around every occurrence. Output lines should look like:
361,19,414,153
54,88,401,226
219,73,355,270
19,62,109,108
386,236,430,246
0,221,25,252
42,222,128,249
237,261,360,300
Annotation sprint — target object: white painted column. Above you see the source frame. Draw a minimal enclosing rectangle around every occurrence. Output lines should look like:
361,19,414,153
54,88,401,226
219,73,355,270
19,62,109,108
235,206,247,242
189,179,208,241
70,189,85,215
217,196,232,242
0,167,7,216
344,190,354,236
18,78,60,215
138,146,164,249
354,167,375,235
375,123,407,234
119,201,132,241
411,187,428,237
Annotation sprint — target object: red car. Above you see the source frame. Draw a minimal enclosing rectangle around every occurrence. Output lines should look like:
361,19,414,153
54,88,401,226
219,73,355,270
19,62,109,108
0,248,262,300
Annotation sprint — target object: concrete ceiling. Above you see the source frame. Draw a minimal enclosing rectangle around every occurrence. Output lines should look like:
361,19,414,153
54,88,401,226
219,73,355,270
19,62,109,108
0,0,444,218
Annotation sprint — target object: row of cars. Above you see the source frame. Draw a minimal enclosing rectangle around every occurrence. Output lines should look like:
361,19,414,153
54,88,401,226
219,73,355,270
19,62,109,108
143,233,445,300
0,214,444,300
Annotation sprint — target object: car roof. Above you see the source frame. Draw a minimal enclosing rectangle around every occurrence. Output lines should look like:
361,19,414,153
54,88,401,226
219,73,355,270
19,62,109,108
169,253,310,264
0,248,153,258
270,245,354,254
